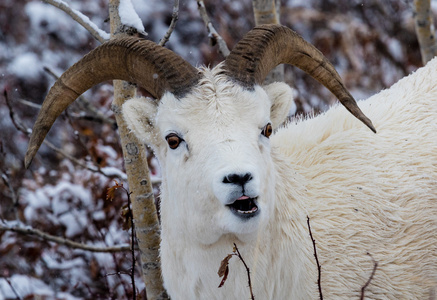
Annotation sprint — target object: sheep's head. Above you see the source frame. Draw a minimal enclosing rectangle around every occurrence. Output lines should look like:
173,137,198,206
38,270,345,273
24,25,376,244
123,72,294,243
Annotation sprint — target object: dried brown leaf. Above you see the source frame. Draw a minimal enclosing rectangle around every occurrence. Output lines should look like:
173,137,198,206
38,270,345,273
218,264,229,288
218,253,233,288
218,254,233,276
106,180,123,201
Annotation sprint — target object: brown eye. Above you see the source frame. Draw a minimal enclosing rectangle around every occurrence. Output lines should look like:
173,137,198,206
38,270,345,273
262,123,273,138
165,133,182,149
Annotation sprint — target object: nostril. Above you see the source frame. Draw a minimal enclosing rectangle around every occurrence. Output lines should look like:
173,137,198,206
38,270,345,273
242,173,252,182
223,173,253,186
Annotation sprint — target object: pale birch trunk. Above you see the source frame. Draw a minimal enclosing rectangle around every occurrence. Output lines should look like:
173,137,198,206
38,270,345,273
109,1,168,299
414,0,437,65
252,0,284,83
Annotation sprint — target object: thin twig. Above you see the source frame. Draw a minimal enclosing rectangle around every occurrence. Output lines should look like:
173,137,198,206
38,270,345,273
360,253,378,300
218,244,255,299
1,173,18,206
109,249,130,295
233,243,255,300
159,0,179,46
196,0,230,57
107,181,139,297
42,0,109,43
307,216,323,300
4,277,22,300
4,90,27,133
126,191,137,300
1,172,19,220
0,223,130,252
15,98,42,109
104,271,132,277
128,191,137,299
94,226,130,293
123,186,138,298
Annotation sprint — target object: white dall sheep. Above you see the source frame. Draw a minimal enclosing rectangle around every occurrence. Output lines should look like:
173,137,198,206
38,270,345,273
25,25,436,299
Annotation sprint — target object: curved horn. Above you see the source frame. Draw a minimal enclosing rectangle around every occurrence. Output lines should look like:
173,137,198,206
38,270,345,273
224,24,376,133
25,37,200,168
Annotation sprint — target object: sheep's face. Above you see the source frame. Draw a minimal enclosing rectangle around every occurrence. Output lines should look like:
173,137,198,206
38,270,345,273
123,70,294,244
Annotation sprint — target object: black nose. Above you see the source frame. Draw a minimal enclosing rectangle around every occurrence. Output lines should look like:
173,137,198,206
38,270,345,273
223,173,253,186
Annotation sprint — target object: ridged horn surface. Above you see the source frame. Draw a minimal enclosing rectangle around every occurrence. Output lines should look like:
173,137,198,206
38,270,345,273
224,24,376,133
25,36,200,168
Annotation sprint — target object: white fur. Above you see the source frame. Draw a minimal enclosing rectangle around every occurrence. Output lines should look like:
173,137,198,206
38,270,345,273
122,60,437,299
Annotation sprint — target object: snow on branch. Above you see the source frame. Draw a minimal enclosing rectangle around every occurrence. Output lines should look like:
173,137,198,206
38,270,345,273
118,0,147,36
42,0,110,43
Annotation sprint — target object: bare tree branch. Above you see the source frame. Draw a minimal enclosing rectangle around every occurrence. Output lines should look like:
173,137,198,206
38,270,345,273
307,216,323,300
197,0,230,57
15,98,42,109
159,0,179,46
42,0,109,43
109,1,168,298
0,223,130,253
414,0,437,65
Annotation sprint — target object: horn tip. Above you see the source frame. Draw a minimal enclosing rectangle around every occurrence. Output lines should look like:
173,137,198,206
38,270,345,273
361,116,377,134
24,147,36,169
368,123,377,134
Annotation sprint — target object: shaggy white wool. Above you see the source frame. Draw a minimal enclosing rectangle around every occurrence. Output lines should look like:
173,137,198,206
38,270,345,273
273,58,437,299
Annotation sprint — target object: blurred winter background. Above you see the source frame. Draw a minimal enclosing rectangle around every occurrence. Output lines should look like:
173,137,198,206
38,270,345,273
0,0,431,298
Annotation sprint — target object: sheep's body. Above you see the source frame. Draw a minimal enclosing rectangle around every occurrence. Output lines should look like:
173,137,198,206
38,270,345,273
123,58,437,299
273,58,437,298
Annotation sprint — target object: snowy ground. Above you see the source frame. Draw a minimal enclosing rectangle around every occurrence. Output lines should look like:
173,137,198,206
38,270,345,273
0,0,429,298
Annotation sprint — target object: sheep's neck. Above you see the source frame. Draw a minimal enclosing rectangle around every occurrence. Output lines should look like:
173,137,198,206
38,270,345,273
159,155,315,299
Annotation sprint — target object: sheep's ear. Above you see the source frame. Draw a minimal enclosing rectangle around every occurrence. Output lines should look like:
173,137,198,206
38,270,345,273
122,97,160,146
263,82,295,130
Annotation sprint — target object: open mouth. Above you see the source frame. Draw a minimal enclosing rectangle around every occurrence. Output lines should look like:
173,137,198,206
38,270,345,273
227,196,259,218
